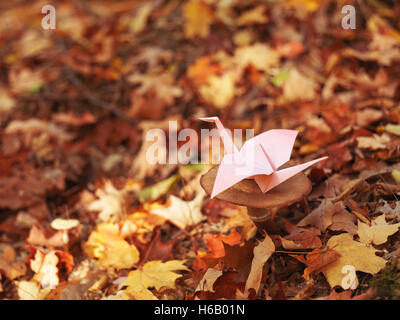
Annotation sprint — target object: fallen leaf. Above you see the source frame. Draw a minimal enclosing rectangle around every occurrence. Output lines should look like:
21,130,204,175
244,233,275,296
122,260,189,299
27,224,67,247
199,72,236,109
281,222,322,250
150,193,205,229
84,223,140,269
86,181,126,223
183,0,214,39
357,214,400,246
356,134,391,150
298,200,351,233
321,233,387,288
0,246,27,280
222,206,257,240
291,247,341,281
195,268,222,292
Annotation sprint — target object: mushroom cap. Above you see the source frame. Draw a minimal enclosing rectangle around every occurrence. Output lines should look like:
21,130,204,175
200,165,312,209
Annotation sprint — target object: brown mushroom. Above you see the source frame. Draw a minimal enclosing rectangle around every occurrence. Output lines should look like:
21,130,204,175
200,165,312,230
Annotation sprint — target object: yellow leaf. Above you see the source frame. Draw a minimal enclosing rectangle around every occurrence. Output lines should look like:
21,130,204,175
321,233,386,288
123,260,189,299
222,206,257,241
234,43,279,73
244,233,275,296
357,215,400,246
84,223,140,270
150,194,205,229
392,169,400,185
199,72,236,108
183,0,214,39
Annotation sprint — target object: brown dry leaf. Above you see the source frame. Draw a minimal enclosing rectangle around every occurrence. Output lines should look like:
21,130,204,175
0,246,26,280
183,0,214,39
357,214,400,246
122,260,189,299
356,134,391,150
244,233,275,296
84,223,140,270
150,193,205,230
298,200,352,233
27,224,67,247
195,268,223,292
321,233,387,288
292,247,341,281
280,224,322,250
128,73,183,119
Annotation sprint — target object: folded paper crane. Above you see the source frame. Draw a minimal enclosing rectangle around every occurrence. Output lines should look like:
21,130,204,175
200,117,327,198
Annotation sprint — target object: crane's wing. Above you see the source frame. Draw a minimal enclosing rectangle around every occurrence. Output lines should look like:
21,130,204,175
210,153,267,198
254,157,328,193
199,117,239,155
240,129,298,171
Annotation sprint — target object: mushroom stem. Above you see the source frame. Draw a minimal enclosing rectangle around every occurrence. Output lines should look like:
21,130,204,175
247,207,270,230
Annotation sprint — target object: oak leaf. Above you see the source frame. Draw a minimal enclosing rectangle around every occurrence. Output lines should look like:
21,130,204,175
320,233,386,288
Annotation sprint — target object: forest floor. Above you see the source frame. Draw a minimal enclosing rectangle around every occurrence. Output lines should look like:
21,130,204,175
1,0,400,300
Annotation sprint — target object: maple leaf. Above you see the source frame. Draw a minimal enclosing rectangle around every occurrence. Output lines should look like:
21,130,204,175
86,180,126,223
321,233,387,288
291,248,341,281
357,215,400,246
187,56,225,87
183,0,214,39
122,260,189,300
193,230,242,270
234,43,279,73
244,233,275,296
84,223,140,270
150,193,205,230
199,72,236,109
128,73,183,119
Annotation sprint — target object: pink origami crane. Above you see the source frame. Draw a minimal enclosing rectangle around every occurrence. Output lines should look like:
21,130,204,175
200,117,327,198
